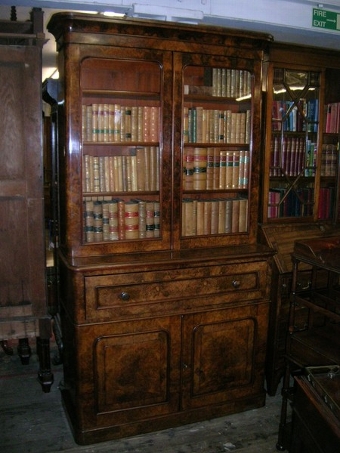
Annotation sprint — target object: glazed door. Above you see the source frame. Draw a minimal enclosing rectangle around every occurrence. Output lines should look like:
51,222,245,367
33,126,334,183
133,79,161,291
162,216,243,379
59,45,174,257
172,51,263,250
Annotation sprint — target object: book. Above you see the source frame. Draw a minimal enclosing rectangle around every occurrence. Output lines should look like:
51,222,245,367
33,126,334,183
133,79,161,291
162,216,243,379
210,199,219,234
226,151,233,189
206,148,214,190
108,200,118,240
136,147,146,191
153,201,160,237
193,147,207,190
196,201,205,235
238,198,248,232
183,148,194,191
218,199,226,233
231,198,240,233
219,151,227,190
91,104,99,142
182,198,194,236
213,148,220,189
232,151,240,189
145,201,155,237
124,201,139,239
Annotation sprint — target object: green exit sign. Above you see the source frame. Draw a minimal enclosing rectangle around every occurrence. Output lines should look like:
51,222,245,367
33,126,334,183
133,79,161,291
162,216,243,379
313,8,340,31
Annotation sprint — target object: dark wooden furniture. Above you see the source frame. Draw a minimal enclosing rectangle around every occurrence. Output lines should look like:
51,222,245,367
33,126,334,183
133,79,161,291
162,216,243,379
47,13,274,444
0,7,53,392
259,43,340,398
290,369,340,453
259,223,340,396
277,236,340,450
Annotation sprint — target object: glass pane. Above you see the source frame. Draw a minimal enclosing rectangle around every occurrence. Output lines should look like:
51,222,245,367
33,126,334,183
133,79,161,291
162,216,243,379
268,69,320,220
80,58,162,243
182,65,252,236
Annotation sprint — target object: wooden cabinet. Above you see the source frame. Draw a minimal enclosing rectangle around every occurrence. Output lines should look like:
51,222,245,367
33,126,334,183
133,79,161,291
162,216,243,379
0,8,53,391
259,43,340,396
259,222,339,395
290,373,340,453
47,13,274,444
277,237,340,450
58,249,272,444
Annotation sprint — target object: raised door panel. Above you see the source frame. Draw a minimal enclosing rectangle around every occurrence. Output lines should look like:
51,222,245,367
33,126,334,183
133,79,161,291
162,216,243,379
181,303,269,410
67,316,181,430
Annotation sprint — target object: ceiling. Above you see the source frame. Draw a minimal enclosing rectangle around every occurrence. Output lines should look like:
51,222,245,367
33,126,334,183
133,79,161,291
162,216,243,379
1,0,340,81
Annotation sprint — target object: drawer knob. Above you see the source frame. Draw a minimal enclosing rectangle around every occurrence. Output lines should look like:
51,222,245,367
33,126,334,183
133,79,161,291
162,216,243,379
119,291,130,301
232,280,241,288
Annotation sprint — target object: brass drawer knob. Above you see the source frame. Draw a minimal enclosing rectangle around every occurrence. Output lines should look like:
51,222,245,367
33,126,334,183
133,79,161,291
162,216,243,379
119,291,130,301
232,280,241,288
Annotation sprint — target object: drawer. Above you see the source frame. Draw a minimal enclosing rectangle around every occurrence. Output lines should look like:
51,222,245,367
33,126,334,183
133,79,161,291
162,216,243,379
84,262,267,321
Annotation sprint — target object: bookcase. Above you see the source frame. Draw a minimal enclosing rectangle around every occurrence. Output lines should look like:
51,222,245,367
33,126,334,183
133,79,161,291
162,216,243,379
47,13,274,444
259,43,340,396
262,46,340,225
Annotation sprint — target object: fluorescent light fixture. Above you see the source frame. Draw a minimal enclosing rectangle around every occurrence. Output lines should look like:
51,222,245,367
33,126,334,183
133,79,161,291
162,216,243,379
77,10,98,14
131,4,204,21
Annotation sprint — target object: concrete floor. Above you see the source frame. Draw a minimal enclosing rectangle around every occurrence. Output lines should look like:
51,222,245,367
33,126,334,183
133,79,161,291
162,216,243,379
0,343,283,453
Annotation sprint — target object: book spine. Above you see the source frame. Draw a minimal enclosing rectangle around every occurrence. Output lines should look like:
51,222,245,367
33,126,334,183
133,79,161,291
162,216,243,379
108,200,118,240
232,151,240,189
145,201,155,238
193,147,207,190
124,201,139,239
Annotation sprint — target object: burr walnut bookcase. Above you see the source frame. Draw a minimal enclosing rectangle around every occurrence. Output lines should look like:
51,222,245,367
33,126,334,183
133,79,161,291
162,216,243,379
47,13,274,444
259,43,340,396
0,8,53,392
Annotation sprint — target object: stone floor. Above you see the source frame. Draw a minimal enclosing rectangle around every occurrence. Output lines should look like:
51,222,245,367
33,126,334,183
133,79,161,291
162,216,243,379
0,343,284,453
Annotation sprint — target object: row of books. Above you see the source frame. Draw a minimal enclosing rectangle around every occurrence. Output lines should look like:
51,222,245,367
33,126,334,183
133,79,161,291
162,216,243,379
184,68,251,99
211,68,251,98
268,188,314,218
270,137,338,178
325,102,340,133
272,99,318,132
182,197,248,236
83,197,160,242
270,136,309,177
82,104,160,143
83,147,159,193
320,144,338,177
183,148,249,191
183,108,251,144
318,187,336,220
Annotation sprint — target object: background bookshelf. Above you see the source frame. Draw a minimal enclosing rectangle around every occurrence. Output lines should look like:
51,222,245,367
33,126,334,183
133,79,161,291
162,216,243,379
259,43,340,396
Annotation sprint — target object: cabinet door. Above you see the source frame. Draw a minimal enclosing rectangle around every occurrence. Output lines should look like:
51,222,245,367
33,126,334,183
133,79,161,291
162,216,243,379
181,303,269,410
264,67,321,222
69,316,181,429
323,68,340,224
60,46,173,257
173,52,263,249
0,45,45,339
